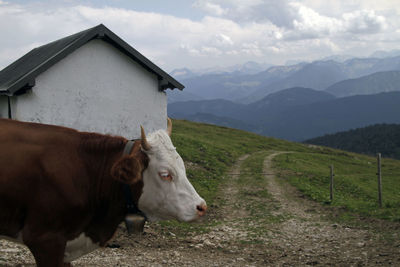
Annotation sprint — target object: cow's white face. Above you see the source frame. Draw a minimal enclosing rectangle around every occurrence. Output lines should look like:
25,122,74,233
138,130,207,222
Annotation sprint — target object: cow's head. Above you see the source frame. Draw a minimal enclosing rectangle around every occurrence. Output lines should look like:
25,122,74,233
113,119,207,222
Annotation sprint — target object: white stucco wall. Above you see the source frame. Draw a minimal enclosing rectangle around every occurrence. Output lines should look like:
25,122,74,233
14,39,167,139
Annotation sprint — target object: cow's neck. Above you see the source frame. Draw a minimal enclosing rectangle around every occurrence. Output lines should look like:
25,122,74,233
79,135,133,245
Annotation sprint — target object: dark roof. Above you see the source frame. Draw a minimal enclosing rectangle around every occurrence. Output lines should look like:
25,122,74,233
0,24,184,96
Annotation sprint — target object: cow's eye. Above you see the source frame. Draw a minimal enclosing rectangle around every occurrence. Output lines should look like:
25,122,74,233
159,171,173,181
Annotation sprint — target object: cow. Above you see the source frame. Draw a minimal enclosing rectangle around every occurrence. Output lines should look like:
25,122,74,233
0,118,207,267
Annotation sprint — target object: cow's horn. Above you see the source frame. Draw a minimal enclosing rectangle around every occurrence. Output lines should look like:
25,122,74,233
167,118,172,136
140,126,151,151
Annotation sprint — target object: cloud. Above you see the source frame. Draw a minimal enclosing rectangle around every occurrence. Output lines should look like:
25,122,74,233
0,2,283,70
287,4,388,40
194,0,298,28
193,0,227,16
194,1,389,38
288,3,342,39
0,0,399,71
0,2,203,68
343,10,387,34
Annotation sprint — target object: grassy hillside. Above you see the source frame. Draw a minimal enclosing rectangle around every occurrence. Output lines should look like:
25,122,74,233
172,119,400,222
171,119,307,203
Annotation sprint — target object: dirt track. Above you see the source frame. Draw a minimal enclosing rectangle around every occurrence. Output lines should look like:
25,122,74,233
1,151,399,266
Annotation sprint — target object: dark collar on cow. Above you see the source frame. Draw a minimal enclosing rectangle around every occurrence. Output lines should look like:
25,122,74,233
122,140,147,234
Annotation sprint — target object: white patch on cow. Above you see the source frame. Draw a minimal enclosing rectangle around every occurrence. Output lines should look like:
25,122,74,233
64,233,99,263
138,130,206,222
0,232,23,244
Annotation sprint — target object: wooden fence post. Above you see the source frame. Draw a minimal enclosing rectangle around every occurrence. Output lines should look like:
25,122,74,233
377,153,382,208
330,165,334,202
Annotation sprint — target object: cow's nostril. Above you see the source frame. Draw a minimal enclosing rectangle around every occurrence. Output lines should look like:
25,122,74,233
196,204,207,216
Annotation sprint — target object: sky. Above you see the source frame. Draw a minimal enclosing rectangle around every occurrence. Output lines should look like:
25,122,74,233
1,0,400,72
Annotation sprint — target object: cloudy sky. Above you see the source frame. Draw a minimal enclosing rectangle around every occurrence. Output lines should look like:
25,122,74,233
1,0,399,72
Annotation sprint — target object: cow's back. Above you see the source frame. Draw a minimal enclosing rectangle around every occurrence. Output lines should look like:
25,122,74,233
0,118,81,144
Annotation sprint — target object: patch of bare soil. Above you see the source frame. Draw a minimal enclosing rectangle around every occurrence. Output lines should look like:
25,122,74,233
1,152,399,266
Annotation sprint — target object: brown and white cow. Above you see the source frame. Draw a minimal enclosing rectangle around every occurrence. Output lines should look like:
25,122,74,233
0,118,206,266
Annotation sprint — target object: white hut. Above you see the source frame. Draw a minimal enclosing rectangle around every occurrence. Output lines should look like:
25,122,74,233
0,24,183,139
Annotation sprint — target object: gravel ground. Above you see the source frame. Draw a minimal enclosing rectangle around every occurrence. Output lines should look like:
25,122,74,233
1,151,399,266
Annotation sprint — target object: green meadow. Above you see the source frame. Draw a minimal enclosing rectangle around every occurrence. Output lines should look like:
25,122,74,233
171,119,400,223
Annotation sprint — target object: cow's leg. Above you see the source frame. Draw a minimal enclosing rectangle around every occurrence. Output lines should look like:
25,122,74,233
23,231,67,267
28,238,66,267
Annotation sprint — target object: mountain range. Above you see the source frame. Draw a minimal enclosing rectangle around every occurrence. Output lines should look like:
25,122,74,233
168,54,400,142
170,61,272,79
168,56,400,104
169,89,400,141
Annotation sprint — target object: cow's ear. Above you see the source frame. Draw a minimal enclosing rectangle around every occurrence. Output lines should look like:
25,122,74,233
111,156,143,184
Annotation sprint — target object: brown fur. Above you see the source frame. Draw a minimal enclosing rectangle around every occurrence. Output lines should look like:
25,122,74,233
0,118,148,267
111,155,145,184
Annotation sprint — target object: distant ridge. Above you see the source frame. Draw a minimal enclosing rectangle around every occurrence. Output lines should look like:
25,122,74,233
251,87,335,112
259,92,400,141
326,71,400,98
305,124,400,159
169,87,334,125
